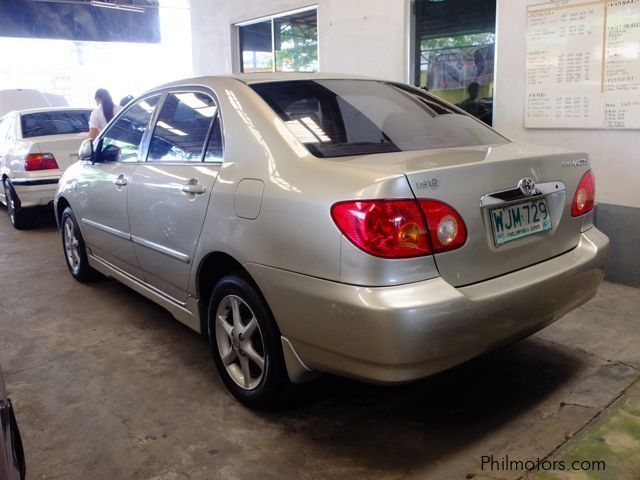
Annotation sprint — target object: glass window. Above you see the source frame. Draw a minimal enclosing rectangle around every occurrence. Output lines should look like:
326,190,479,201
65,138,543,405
252,80,507,158
413,0,496,125
100,95,160,163
148,92,217,163
238,8,318,73
204,116,223,162
20,110,91,138
239,21,273,73
274,10,317,72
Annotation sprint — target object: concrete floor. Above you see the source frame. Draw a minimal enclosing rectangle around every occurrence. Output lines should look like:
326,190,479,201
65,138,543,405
1,209,639,480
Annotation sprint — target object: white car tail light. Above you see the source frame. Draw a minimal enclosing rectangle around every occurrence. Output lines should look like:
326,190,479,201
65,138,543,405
24,153,59,171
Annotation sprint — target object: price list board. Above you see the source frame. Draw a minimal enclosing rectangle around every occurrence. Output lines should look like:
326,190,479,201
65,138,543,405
526,0,640,129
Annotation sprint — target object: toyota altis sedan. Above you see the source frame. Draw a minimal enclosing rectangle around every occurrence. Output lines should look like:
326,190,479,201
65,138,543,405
0,107,91,228
55,74,609,409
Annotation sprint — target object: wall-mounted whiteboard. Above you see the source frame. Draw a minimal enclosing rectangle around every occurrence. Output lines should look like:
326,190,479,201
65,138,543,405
525,0,640,129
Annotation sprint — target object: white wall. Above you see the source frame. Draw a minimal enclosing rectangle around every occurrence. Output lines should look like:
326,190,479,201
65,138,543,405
190,0,408,81
494,0,639,209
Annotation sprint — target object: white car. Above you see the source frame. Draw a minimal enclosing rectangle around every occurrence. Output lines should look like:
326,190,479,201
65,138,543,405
0,107,91,228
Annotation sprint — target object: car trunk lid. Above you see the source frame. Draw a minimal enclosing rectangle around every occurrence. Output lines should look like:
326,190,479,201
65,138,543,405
336,142,592,287
28,133,85,170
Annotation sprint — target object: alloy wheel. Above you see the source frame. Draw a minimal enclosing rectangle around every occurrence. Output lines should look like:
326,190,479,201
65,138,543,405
215,294,266,390
63,217,81,274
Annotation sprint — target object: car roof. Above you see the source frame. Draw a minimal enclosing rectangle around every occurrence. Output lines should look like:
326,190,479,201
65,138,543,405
16,106,93,115
155,72,379,91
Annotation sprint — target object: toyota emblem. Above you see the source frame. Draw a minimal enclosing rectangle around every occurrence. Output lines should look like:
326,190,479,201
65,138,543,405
518,177,537,196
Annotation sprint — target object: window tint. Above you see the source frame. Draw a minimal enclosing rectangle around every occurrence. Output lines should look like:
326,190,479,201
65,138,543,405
20,110,90,138
102,95,160,162
148,92,217,163
204,116,223,162
251,80,507,158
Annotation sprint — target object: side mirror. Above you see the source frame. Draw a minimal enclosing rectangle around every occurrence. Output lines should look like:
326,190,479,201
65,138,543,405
79,138,94,162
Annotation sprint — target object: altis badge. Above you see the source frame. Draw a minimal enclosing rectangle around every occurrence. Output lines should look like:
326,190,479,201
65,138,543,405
415,178,439,189
561,159,589,168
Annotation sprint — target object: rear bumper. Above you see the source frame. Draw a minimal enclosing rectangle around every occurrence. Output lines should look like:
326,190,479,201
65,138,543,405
247,227,610,384
10,177,58,208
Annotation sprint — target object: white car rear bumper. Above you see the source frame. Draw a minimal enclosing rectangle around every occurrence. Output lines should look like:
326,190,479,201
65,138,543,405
9,177,59,208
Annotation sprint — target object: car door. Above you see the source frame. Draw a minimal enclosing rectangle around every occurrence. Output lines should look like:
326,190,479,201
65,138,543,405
127,89,223,303
77,95,161,278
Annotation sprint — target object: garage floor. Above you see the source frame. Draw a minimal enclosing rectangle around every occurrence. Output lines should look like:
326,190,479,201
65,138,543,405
1,210,639,480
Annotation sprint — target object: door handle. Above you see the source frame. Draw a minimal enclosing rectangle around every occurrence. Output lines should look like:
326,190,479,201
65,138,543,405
180,180,206,195
113,175,128,187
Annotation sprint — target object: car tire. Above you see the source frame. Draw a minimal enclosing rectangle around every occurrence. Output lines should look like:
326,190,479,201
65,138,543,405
208,273,294,410
3,178,33,230
61,206,98,282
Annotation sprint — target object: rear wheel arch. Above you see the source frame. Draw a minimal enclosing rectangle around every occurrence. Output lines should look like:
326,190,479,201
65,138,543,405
196,252,269,335
56,196,70,227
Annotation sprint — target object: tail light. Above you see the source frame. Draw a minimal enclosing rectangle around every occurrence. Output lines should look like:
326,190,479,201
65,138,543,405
331,199,466,259
24,153,59,171
419,200,467,252
571,170,595,217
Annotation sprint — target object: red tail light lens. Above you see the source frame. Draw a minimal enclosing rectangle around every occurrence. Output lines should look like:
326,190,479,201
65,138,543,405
24,153,59,171
571,170,595,217
419,200,467,252
331,200,430,258
331,199,467,258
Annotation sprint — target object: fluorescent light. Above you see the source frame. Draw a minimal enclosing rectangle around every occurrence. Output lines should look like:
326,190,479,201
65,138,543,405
90,1,145,13
175,93,217,117
139,101,154,113
157,121,187,136
175,93,208,110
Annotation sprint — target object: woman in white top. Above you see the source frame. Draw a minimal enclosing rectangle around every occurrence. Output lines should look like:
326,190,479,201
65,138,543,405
88,88,120,139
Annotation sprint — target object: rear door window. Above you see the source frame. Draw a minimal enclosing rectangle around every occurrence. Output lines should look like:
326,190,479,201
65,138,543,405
147,92,218,163
101,95,160,162
20,110,90,138
251,79,507,158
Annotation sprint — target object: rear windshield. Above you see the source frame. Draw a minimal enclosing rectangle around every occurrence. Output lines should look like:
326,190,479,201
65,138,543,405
251,80,507,158
21,110,91,138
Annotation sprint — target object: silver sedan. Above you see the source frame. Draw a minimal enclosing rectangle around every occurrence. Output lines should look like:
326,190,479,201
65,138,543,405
55,74,609,409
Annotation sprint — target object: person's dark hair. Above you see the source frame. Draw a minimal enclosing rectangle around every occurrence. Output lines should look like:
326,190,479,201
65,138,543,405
95,88,115,122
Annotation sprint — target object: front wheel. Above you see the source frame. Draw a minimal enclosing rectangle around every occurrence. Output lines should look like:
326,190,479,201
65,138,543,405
3,178,32,230
208,274,294,410
61,206,98,282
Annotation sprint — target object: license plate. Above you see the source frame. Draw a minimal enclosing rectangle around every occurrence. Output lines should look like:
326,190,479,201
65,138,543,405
490,198,552,245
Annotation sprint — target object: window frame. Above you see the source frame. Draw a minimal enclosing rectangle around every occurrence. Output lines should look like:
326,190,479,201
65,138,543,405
143,86,225,166
96,93,163,164
234,5,319,74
